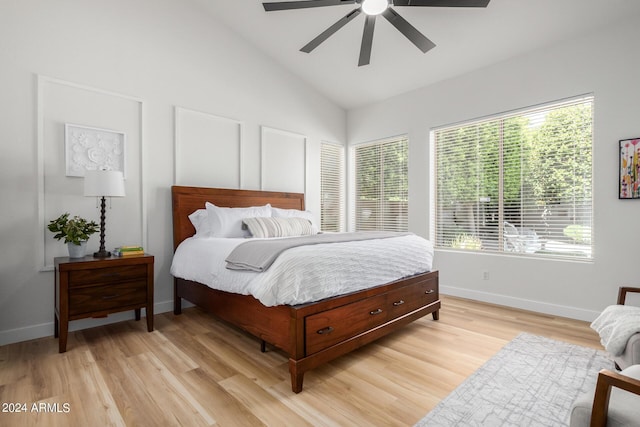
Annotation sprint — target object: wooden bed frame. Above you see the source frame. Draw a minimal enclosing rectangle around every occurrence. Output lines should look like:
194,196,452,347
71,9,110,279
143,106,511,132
171,185,440,393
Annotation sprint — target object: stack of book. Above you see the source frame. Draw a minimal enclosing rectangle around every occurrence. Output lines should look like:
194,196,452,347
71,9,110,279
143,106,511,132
113,246,145,257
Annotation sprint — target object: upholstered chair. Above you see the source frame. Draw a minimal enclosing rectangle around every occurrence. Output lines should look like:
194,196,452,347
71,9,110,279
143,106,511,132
569,365,640,427
591,287,640,370
613,287,640,370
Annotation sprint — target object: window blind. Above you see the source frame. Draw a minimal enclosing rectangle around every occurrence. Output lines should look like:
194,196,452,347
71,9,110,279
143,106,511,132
353,136,409,232
320,142,345,232
433,96,593,259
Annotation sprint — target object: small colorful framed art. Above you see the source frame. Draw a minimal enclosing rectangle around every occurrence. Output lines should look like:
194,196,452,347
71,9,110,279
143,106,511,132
619,137,640,199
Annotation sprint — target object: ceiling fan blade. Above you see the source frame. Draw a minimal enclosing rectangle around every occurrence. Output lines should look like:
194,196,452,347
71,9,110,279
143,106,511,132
263,0,356,12
358,15,376,66
382,8,435,53
392,0,489,7
301,8,361,53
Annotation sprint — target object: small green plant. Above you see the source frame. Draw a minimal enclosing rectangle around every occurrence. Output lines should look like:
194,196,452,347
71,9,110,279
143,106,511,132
48,213,99,245
563,224,591,244
450,233,483,250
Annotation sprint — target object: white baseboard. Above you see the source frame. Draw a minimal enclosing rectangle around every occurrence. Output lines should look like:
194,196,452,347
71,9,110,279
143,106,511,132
441,285,600,322
1,291,597,346
0,300,176,347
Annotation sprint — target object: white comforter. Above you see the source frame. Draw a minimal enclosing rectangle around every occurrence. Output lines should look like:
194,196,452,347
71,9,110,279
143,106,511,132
170,234,434,306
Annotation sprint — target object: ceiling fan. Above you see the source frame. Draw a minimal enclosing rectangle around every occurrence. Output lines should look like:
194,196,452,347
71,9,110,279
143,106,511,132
262,0,490,66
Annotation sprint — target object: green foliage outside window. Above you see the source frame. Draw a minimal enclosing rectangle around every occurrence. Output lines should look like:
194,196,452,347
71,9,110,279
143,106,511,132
435,97,593,259
355,137,408,232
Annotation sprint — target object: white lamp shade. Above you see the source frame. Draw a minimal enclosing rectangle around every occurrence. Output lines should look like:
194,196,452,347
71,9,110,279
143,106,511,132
83,170,126,197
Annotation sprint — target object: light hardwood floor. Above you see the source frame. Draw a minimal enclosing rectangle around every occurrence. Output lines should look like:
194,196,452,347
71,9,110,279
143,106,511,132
0,295,603,426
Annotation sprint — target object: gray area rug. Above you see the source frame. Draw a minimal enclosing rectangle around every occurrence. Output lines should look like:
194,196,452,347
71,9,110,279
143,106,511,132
415,333,612,427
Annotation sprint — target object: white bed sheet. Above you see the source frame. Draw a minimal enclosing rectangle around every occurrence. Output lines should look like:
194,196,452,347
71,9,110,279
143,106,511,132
170,234,434,306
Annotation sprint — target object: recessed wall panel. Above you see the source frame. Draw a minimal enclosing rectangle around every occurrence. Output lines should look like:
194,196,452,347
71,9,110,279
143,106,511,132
175,107,242,188
37,76,145,270
261,127,307,194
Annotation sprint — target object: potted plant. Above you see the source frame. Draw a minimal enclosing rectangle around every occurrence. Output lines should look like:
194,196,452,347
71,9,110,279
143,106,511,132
48,213,99,258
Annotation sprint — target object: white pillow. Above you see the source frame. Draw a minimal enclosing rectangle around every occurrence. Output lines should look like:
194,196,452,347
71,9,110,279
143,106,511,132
243,217,315,238
205,202,271,238
272,207,319,234
188,209,211,237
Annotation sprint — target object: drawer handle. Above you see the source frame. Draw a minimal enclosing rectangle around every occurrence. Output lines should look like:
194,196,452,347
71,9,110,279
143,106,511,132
317,326,334,335
101,294,120,300
393,300,405,306
425,289,435,295
370,308,383,315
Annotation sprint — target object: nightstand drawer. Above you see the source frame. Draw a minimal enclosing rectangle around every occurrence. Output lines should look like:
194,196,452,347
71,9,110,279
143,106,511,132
69,264,147,287
69,281,147,315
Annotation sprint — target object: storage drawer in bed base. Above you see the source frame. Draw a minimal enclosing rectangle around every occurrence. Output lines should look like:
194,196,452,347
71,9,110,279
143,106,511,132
304,275,438,355
290,299,441,392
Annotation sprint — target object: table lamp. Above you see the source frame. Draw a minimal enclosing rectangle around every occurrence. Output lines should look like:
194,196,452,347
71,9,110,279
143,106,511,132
83,170,126,257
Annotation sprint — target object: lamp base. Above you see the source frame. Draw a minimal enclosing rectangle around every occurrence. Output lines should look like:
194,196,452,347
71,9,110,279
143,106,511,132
94,196,111,259
93,250,111,258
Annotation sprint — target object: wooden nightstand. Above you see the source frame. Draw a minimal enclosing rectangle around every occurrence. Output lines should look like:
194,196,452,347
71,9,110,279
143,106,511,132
54,254,154,353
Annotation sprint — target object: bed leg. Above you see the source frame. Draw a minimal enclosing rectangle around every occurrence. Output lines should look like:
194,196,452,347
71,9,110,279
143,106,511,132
260,340,266,353
289,359,304,393
173,279,182,315
432,310,439,321
174,296,182,315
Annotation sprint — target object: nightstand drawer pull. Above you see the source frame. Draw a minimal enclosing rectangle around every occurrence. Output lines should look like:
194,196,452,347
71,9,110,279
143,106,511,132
370,308,383,315
425,289,435,294
317,326,334,335
101,294,120,300
393,300,405,306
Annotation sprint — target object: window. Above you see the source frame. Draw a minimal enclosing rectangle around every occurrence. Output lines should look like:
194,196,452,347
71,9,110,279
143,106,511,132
320,142,345,232
352,136,409,232
433,96,593,259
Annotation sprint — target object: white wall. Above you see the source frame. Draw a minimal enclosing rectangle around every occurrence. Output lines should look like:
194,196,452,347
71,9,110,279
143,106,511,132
3,1,638,347
348,16,640,320
0,0,345,345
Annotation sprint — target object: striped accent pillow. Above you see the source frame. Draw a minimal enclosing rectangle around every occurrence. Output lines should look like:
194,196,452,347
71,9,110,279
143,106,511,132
243,217,316,238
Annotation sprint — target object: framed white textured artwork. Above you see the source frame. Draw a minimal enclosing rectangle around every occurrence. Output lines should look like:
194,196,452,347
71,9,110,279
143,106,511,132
65,123,126,177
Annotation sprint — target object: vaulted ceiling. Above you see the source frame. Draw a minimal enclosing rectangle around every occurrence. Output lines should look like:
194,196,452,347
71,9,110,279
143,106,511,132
196,0,640,109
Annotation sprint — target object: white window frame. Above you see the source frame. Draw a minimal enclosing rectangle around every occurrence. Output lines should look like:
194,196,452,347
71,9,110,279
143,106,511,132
350,135,409,232
320,141,346,232
431,95,594,260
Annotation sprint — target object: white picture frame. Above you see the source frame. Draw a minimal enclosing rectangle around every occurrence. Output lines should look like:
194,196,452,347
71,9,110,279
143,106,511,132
64,123,126,177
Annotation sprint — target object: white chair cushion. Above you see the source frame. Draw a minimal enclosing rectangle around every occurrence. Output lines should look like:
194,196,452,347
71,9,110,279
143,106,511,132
615,333,640,370
570,365,640,427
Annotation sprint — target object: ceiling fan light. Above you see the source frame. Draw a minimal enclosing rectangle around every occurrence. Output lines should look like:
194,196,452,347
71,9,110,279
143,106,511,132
362,0,388,16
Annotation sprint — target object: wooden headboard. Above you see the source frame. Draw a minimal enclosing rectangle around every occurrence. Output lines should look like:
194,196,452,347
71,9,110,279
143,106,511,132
171,186,305,250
